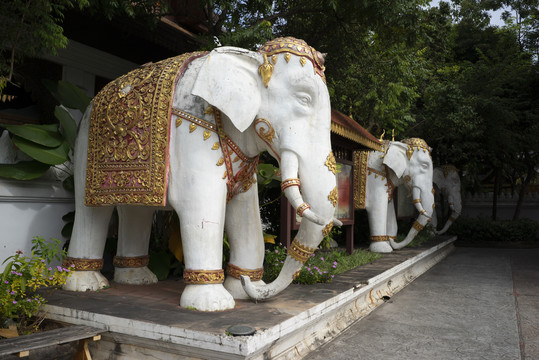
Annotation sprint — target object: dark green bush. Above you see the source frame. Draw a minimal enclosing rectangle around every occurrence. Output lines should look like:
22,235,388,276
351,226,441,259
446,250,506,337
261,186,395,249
448,217,539,244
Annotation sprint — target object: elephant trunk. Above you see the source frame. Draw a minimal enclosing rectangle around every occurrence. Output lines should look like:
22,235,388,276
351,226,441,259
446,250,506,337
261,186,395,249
242,149,336,300
437,193,461,235
390,186,434,250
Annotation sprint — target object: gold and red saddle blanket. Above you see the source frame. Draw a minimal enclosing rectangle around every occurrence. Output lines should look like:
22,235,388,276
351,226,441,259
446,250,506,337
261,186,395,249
85,52,206,207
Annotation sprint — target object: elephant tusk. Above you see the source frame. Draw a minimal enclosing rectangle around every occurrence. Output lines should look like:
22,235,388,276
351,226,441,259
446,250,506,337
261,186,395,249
333,218,343,227
280,149,327,226
412,187,427,214
436,210,460,235
240,254,303,301
390,185,434,250
300,208,326,226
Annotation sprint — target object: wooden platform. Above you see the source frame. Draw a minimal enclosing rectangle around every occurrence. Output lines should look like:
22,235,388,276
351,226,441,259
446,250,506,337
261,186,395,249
41,237,456,359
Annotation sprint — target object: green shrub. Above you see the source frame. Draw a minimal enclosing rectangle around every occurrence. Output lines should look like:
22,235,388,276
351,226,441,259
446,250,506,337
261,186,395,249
0,237,71,334
262,243,382,285
448,217,539,244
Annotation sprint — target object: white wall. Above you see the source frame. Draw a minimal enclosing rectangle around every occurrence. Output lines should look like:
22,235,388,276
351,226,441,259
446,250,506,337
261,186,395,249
0,178,74,271
0,40,138,270
42,39,139,85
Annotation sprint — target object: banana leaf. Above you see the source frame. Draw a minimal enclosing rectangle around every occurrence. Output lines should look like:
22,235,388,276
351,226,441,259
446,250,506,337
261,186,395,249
55,105,77,149
12,136,69,165
0,161,51,180
62,222,73,238
43,79,91,113
62,211,75,222
148,251,171,281
2,124,63,147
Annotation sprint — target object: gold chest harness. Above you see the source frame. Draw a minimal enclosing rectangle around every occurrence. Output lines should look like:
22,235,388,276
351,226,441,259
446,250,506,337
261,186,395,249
172,107,259,202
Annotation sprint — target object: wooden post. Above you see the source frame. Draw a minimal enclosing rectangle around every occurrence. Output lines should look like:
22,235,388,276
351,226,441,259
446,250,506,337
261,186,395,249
280,198,293,249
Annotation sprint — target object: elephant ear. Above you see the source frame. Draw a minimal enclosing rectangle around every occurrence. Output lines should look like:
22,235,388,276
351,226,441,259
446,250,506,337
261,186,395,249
432,167,444,186
383,141,409,178
191,47,263,132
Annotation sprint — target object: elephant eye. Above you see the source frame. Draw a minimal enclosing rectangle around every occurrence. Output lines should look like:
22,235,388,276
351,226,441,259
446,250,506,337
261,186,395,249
295,93,312,106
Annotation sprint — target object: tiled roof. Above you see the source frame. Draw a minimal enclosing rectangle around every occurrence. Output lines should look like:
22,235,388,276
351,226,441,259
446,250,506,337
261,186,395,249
331,109,382,151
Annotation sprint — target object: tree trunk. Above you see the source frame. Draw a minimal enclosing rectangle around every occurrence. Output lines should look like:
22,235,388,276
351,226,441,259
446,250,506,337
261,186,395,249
492,168,500,221
513,163,533,220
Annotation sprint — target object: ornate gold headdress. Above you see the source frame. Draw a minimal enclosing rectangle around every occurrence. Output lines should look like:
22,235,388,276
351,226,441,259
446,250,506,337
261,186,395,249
402,138,431,160
257,37,326,87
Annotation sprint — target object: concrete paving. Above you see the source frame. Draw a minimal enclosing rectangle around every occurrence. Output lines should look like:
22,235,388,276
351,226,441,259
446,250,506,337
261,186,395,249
305,247,539,360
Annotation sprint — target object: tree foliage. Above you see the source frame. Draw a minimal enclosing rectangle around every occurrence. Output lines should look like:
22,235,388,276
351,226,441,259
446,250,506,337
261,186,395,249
414,0,538,219
2,0,538,219
266,0,430,136
0,0,171,94
0,0,89,91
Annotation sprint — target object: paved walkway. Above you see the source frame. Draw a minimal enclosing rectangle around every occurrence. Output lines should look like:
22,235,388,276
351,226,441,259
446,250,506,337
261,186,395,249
305,247,539,360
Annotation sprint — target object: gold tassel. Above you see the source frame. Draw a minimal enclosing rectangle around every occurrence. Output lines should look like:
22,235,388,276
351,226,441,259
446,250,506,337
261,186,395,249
258,54,274,88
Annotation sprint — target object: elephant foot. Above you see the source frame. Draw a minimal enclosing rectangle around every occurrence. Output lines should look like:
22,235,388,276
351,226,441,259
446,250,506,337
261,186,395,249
224,276,266,300
370,241,394,253
114,266,158,285
180,284,235,311
63,270,109,292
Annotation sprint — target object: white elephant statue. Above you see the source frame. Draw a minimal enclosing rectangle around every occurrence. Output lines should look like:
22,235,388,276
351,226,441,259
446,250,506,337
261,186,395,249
432,165,461,234
357,138,435,253
62,37,339,311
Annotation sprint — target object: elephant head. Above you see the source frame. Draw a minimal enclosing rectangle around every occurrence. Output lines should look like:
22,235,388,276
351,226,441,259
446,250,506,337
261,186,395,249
433,165,461,234
191,37,338,301
383,138,435,249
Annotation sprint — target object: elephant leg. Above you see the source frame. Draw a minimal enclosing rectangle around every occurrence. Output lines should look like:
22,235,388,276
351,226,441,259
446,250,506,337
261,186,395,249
367,209,393,253
386,198,398,245
223,186,265,299
366,179,394,253
113,206,158,285
63,205,114,291
167,168,234,311
63,105,113,291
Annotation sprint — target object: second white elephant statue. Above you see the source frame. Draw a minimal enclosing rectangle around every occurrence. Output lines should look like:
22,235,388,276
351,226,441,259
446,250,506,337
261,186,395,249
63,37,338,311
359,139,435,253
432,165,462,234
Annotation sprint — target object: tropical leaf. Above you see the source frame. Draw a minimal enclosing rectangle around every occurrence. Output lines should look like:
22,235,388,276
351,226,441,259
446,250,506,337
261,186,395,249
57,81,91,112
11,136,69,165
43,79,91,112
61,222,73,238
62,174,74,193
0,161,50,180
62,211,75,222
55,105,77,149
148,251,171,281
2,124,63,147
257,163,280,186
